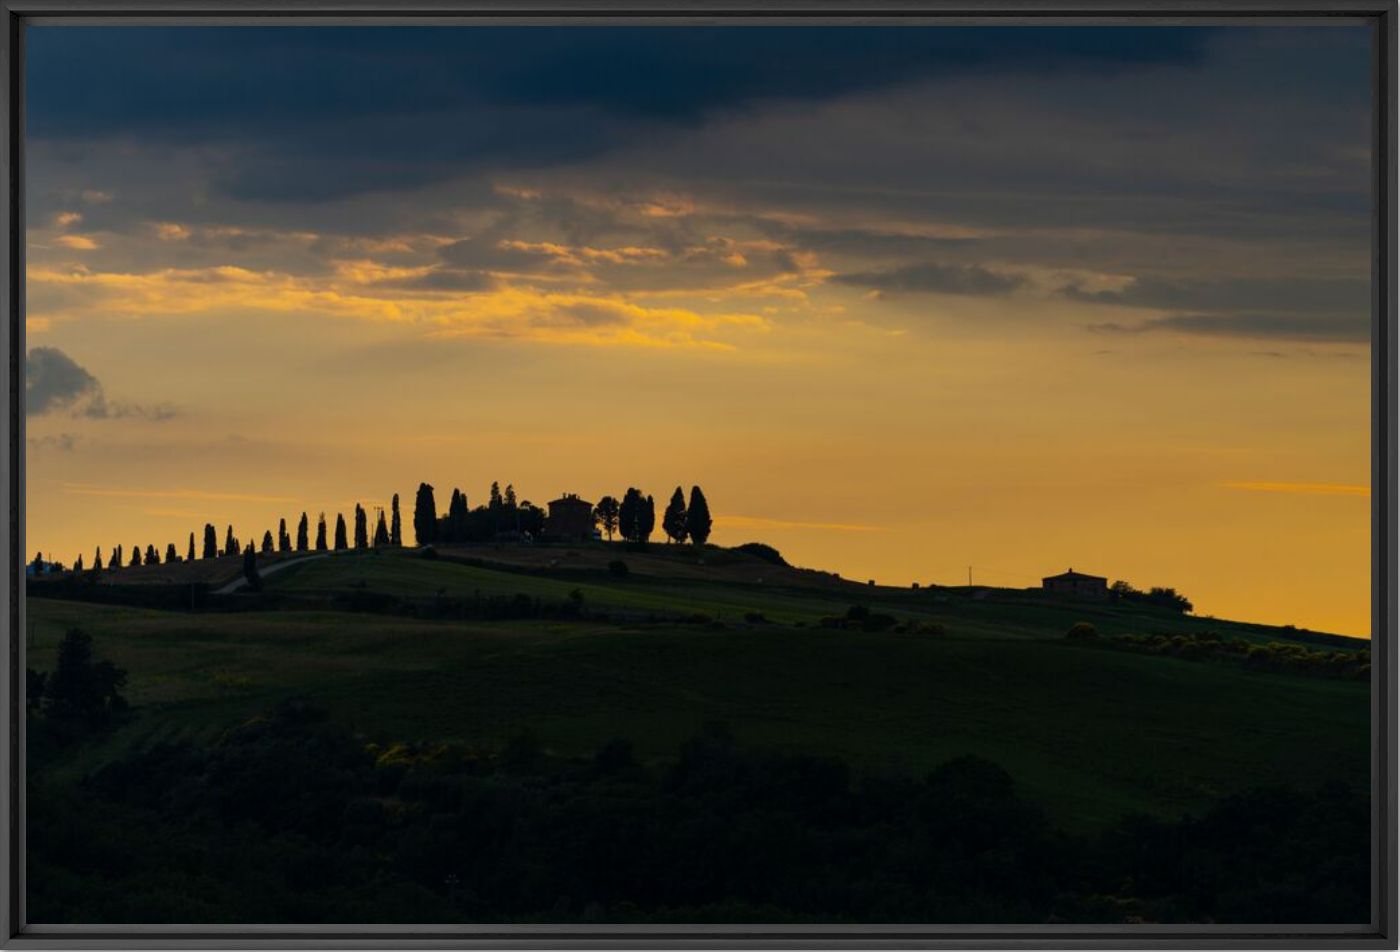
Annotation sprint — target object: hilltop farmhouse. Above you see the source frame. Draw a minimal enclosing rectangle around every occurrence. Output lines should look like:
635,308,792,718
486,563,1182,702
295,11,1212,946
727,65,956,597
546,494,596,541
1042,569,1108,600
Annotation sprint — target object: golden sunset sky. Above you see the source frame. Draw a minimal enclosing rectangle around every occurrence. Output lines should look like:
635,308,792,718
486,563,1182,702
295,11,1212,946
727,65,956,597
22,25,1374,635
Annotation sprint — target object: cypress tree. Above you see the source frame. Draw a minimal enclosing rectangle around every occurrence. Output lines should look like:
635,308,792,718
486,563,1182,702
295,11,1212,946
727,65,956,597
449,489,469,542
165,542,178,563
224,525,237,557
334,514,348,551
145,544,159,565
619,488,641,542
390,493,402,546
242,547,262,592
687,486,713,545
373,509,390,546
74,554,84,573
130,546,142,567
639,495,656,543
187,532,196,563
316,513,328,551
94,547,103,571
203,525,217,559
296,513,309,552
112,545,122,568
413,483,437,546
354,504,369,549
278,518,291,553
261,530,274,554
663,487,688,544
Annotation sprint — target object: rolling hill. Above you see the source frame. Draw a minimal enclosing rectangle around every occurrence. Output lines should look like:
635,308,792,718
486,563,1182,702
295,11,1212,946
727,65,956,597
26,543,1370,830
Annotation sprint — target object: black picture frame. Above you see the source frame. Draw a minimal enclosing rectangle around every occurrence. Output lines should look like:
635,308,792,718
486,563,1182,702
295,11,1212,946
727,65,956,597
1,3,1394,947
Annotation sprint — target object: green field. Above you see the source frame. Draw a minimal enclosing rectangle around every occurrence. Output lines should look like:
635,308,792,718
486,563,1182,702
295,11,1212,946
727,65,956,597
27,546,1370,830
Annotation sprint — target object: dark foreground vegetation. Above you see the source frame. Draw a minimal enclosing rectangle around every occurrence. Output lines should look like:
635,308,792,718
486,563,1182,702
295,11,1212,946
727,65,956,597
29,697,1367,925
1065,623,1371,680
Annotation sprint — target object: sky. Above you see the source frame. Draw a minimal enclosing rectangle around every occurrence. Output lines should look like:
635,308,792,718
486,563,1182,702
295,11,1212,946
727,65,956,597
22,25,1374,636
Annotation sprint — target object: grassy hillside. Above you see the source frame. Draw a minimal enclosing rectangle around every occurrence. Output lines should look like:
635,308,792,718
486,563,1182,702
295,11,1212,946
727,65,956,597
27,546,1370,830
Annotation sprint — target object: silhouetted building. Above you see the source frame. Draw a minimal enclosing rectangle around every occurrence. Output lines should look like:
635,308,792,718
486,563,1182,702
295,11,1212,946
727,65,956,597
546,494,595,541
1042,568,1108,600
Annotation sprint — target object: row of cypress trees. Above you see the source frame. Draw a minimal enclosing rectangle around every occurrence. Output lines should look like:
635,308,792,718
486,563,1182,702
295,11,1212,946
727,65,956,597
72,494,406,573
57,482,715,571
590,485,711,544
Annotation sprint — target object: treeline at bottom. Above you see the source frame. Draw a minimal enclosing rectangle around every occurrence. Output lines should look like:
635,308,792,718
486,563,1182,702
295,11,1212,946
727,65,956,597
29,699,1368,926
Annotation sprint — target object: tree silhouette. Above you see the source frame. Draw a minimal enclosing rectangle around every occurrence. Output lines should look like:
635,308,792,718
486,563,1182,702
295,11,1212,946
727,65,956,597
490,481,504,512
112,545,122,569
334,514,348,551
414,483,437,546
663,487,688,544
595,497,620,541
316,513,328,552
278,518,291,553
639,495,656,543
242,548,262,592
373,509,390,546
296,513,309,552
687,486,713,545
202,525,217,559
44,629,127,726
165,542,178,563
145,544,159,565
448,488,469,542
504,484,519,530
354,504,369,549
74,554,84,573
390,493,402,546
129,546,142,567
261,530,274,554
619,488,642,542
224,526,237,557
93,547,103,571
187,532,195,563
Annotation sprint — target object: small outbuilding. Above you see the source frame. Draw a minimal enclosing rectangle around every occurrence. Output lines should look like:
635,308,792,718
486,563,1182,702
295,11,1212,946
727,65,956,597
1042,568,1108,600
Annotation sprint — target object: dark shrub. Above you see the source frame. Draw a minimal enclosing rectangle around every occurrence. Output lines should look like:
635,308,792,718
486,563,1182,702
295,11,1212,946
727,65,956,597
735,542,787,566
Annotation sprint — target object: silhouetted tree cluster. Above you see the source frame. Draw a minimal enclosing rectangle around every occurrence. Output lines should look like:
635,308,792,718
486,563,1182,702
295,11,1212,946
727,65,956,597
32,629,127,731
59,479,712,578
1110,580,1193,614
410,482,547,546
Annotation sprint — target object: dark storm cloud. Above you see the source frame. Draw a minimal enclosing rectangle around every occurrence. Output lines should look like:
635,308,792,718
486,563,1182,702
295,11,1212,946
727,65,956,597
25,347,177,420
1067,274,1370,342
27,26,1216,202
381,269,496,293
833,262,1025,296
438,236,561,274
26,346,102,416
1087,313,1370,343
1063,275,1370,316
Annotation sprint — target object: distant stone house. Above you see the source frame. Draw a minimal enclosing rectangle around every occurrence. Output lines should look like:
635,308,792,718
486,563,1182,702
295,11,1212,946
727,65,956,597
1042,568,1108,600
545,494,596,541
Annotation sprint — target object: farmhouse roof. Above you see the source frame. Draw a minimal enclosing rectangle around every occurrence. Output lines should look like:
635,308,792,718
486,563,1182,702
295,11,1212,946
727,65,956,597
1043,568,1107,583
